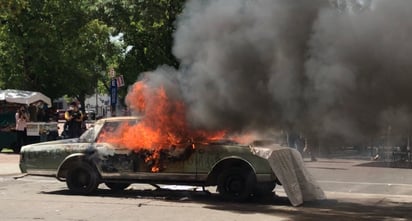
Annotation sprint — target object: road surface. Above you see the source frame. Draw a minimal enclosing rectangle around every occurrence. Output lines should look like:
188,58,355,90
1,153,411,221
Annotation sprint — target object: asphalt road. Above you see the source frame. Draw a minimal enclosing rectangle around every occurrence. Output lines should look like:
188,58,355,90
1,153,412,221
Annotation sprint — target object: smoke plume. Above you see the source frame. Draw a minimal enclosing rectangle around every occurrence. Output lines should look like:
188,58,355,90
127,0,412,146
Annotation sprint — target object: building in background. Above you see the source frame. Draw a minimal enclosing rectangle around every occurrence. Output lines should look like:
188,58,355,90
84,93,110,118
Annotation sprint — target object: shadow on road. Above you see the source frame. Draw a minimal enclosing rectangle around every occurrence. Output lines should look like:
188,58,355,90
41,187,290,205
0,151,19,155
41,188,411,221
205,199,412,221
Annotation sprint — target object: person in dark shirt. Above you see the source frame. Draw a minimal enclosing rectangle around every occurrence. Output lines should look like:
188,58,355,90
63,102,84,138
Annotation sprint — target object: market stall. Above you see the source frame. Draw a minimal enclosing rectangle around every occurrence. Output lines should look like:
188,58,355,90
0,89,52,106
0,89,58,152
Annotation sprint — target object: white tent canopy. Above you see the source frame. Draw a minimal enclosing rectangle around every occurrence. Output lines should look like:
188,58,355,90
0,89,51,106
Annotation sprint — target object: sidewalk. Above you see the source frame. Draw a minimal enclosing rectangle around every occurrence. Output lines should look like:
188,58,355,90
0,153,21,175
312,149,375,160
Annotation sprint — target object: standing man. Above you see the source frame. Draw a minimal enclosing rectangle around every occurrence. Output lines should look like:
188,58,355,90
304,137,318,162
15,105,28,152
64,102,84,138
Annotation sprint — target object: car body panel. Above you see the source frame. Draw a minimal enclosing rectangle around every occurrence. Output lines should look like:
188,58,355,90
20,139,91,175
20,116,277,186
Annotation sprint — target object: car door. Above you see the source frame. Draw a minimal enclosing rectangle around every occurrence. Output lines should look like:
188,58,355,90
95,119,198,182
194,144,225,181
93,120,137,178
98,146,199,182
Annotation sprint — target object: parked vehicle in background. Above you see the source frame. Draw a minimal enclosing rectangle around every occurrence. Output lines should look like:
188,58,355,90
84,110,96,121
55,109,66,122
0,103,19,152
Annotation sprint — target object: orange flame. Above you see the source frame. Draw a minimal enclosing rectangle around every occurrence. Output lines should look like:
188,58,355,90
97,80,226,172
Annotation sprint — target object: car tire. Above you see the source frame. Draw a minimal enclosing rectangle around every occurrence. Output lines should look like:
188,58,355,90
66,162,99,194
105,182,131,191
217,167,256,201
254,181,276,197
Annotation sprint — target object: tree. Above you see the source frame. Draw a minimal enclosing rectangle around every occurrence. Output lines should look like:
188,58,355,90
0,0,185,107
92,0,185,101
0,0,120,107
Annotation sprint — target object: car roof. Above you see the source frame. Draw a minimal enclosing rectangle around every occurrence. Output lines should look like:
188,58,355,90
96,116,141,124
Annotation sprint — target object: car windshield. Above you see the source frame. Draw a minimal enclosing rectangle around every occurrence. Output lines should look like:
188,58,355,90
79,127,96,143
96,119,139,143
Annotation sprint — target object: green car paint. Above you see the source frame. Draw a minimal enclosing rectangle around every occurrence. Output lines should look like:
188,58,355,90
20,116,278,198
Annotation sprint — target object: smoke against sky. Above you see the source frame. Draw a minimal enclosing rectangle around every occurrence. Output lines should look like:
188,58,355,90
127,0,412,144
305,0,412,143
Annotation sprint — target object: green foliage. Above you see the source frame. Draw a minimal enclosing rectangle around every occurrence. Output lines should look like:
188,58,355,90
0,0,185,106
93,0,185,88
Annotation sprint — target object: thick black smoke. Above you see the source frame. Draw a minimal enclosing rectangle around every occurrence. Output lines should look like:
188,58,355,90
305,0,412,144
129,0,412,146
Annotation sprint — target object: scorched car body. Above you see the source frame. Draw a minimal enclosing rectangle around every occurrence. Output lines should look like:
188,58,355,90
19,116,279,201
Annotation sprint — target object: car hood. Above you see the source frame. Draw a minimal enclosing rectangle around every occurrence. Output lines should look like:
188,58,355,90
20,138,87,153
20,139,119,158
29,138,80,146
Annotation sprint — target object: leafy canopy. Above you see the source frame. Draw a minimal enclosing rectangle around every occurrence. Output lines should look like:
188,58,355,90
0,0,185,106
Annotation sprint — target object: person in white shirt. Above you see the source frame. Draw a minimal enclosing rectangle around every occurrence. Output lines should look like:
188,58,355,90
15,105,28,152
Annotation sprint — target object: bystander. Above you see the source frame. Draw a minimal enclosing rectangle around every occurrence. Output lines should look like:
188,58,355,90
63,102,84,138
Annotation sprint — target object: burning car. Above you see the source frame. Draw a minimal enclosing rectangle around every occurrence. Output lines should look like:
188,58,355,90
20,116,278,199
20,116,325,205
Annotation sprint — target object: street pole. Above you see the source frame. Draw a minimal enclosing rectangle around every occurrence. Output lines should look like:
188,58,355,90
110,77,117,117
95,82,98,116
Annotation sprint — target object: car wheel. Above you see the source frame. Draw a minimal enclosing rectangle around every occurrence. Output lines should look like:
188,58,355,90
66,162,99,194
254,181,276,197
105,182,131,191
217,167,256,201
